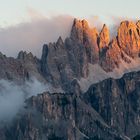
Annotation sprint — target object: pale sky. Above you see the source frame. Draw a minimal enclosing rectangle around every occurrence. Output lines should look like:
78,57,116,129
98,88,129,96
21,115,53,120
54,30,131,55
0,0,140,57
0,0,140,27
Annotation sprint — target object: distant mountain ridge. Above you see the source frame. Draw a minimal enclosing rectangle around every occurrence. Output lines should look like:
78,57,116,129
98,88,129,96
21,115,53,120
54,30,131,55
1,19,140,92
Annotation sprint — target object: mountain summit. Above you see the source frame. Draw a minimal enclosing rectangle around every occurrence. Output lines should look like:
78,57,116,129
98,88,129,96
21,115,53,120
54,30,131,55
1,19,140,91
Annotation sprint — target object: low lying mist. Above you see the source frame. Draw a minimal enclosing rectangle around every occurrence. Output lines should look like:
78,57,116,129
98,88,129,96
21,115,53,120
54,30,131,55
0,78,50,122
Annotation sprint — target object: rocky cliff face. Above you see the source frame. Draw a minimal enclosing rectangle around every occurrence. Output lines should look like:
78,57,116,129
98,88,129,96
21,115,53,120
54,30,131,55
118,21,140,57
84,71,140,139
40,19,140,90
0,93,127,140
2,70,140,140
0,51,45,84
1,18,140,140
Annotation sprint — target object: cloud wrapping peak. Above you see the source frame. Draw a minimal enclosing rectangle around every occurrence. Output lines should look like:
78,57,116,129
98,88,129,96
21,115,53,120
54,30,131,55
0,11,138,58
0,15,74,58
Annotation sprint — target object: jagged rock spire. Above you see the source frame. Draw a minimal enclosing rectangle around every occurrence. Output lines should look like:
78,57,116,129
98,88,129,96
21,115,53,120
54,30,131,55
56,36,64,47
117,21,140,57
70,18,90,43
98,24,110,51
17,51,34,60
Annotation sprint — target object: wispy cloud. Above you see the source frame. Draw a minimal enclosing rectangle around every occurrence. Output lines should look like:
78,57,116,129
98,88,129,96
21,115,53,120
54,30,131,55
86,15,104,30
0,78,50,123
26,7,47,20
0,10,74,58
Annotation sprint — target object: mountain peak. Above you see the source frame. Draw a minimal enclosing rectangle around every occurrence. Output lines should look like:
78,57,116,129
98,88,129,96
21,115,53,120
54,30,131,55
56,36,64,47
73,18,88,27
70,19,90,43
136,20,140,30
81,19,89,28
0,52,6,59
17,51,34,61
118,20,140,57
98,24,110,51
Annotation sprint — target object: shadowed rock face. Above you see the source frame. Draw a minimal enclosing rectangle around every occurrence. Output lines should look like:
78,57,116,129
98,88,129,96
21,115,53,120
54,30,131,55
0,51,44,83
99,38,121,71
0,92,127,140
84,71,140,138
2,71,140,140
133,135,140,140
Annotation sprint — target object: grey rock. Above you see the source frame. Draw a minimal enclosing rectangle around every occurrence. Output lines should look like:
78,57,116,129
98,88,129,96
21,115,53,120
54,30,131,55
1,91,128,140
0,51,45,84
84,71,140,138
